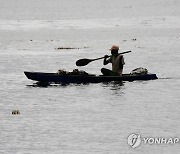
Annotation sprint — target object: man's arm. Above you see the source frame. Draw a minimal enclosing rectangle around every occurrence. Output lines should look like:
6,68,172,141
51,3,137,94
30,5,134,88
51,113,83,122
103,55,111,65
119,55,125,69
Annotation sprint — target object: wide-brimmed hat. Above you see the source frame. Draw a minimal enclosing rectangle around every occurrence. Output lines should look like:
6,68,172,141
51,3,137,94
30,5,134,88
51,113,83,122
109,45,119,51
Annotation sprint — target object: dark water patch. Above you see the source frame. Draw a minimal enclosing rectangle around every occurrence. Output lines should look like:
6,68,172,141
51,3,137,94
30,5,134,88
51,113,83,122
55,46,89,50
158,77,180,80
122,38,137,42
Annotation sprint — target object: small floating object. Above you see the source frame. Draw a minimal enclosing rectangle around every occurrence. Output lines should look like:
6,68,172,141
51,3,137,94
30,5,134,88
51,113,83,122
132,38,137,41
12,110,20,115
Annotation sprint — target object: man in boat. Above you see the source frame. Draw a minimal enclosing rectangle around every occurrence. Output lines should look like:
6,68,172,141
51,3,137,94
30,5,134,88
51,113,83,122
101,45,125,76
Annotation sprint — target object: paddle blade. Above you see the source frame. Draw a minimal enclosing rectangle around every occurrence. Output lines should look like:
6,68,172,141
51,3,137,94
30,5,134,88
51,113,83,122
76,58,92,66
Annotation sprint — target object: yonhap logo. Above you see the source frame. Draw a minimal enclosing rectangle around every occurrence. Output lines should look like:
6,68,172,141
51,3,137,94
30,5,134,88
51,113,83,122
127,133,180,148
127,133,141,148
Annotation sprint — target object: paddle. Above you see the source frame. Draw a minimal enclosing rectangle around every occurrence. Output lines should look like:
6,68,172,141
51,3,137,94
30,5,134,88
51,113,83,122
76,50,131,66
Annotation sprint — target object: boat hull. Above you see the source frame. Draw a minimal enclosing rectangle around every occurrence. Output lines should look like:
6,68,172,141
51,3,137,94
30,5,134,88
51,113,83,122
24,71,158,83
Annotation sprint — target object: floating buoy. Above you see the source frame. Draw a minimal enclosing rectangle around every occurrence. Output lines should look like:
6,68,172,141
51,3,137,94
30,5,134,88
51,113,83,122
12,110,20,115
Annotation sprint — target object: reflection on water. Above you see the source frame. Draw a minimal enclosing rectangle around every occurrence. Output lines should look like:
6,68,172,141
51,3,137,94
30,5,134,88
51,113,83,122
101,81,124,90
26,80,124,89
26,81,92,87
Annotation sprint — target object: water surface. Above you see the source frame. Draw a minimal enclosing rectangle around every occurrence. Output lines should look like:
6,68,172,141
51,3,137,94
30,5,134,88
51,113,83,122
0,0,180,153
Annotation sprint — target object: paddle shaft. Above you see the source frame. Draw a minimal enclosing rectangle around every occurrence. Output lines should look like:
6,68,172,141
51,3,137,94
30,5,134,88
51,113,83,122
76,50,131,66
91,50,131,62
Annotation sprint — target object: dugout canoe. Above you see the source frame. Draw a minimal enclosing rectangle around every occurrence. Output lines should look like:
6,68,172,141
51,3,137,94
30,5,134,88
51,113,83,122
24,71,158,84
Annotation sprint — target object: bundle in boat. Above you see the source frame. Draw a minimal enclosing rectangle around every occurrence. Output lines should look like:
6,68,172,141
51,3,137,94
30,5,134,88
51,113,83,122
57,69,89,76
130,67,148,75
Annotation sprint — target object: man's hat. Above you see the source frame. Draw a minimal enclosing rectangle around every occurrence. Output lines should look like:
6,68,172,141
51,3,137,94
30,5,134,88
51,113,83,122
109,45,119,51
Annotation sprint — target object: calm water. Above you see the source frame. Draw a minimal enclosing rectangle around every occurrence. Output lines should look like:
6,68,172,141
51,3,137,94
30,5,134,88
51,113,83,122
0,0,180,153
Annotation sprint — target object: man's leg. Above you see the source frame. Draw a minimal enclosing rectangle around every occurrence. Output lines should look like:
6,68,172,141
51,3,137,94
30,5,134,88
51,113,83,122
101,68,119,76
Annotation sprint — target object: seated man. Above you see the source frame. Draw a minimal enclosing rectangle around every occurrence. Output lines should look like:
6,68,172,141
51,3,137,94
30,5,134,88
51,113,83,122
101,45,125,76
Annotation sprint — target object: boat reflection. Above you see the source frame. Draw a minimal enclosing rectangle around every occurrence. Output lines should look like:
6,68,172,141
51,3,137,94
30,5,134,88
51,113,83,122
26,80,124,88
26,81,91,88
101,81,124,90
